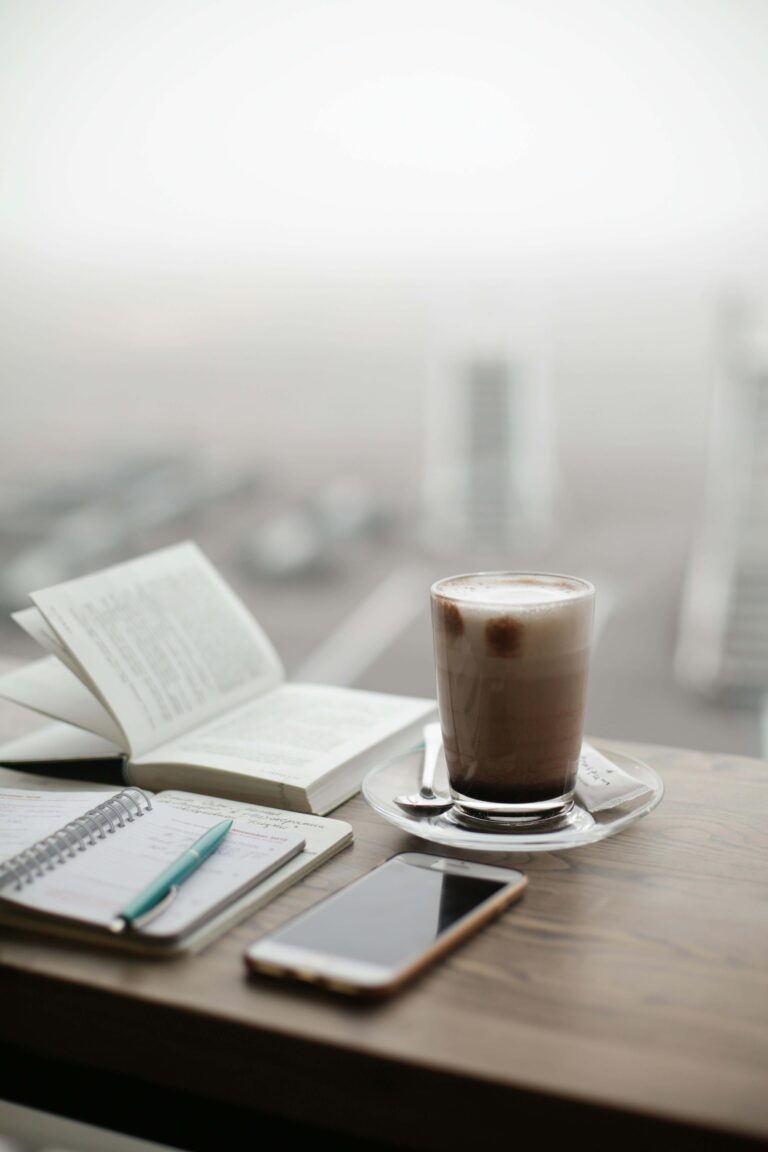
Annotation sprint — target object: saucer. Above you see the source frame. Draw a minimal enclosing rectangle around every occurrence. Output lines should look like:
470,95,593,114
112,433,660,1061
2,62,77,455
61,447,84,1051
362,741,664,853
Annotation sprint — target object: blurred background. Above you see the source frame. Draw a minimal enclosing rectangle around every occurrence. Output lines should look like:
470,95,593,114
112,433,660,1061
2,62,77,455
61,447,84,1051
2,0,768,770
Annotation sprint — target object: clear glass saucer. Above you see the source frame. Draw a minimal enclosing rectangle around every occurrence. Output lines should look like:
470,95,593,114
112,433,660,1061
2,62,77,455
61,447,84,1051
362,741,664,853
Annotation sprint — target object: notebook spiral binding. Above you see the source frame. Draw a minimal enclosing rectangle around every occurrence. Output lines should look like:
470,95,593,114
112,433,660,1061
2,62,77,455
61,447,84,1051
0,788,152,892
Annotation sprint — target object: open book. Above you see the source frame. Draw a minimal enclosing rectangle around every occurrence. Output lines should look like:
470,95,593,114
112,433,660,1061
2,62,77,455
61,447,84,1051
0,779,352,955
0,543,436,814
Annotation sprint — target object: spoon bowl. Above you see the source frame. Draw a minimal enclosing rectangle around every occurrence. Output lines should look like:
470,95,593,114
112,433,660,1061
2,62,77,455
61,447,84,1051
394,723,453,814
393,791,454,815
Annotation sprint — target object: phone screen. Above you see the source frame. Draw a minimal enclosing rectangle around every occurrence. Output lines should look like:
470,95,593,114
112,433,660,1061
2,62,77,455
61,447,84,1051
263,856,511,968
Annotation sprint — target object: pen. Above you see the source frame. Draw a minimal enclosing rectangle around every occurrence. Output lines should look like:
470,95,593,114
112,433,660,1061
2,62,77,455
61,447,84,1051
110,818,233,933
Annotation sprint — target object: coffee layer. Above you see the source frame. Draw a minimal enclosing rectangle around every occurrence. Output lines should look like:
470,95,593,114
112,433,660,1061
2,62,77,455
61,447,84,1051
437,663,589,802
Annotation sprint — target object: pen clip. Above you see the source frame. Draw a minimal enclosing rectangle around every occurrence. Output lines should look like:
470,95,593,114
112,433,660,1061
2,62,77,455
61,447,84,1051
111,885,179,934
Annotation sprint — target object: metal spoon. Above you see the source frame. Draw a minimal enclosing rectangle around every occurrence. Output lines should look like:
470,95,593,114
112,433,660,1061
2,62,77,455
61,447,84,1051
395,723,453,814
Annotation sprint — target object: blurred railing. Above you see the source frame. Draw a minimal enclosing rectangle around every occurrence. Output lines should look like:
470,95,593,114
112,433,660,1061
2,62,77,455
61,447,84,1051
676,299,768,714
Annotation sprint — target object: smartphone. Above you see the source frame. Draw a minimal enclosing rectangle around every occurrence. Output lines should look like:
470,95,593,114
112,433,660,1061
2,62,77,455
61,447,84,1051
244,852,527,997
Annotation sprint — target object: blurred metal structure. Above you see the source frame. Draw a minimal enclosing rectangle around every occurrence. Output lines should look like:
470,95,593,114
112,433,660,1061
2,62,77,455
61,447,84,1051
0,454,260,610
240,476,385,581
421,317,556,553
676,298,768,703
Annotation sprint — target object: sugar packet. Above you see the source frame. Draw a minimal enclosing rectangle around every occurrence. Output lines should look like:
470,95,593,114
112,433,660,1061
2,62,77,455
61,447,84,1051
575,743,654,813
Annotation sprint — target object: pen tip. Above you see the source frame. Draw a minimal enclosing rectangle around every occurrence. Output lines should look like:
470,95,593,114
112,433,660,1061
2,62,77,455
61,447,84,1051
109,918,126,934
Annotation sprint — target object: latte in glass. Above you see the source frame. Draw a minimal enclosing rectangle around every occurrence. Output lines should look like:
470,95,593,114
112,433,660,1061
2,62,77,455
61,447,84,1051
431,573,594,826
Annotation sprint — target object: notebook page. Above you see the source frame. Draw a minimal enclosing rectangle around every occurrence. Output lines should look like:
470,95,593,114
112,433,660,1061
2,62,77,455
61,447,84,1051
1,801,304,936
158,789,352,859
155,792,353,951
0,790,117,860
30,542,284,758
139,810,310,937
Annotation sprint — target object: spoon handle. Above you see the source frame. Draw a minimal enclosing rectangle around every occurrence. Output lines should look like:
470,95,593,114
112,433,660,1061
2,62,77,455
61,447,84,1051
421,723,443,796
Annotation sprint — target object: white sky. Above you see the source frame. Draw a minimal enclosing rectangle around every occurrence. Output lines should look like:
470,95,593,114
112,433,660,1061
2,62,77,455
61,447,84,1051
1,0,768,268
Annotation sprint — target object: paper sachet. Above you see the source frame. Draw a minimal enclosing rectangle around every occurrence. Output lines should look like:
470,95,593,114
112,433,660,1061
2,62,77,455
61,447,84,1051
574,743,654,813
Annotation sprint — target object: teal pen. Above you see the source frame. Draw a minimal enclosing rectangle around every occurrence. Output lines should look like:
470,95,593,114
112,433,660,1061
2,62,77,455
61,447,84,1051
111,818,233,933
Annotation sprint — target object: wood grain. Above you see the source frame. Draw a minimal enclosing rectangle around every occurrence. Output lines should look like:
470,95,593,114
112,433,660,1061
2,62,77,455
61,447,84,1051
0,723,767,1149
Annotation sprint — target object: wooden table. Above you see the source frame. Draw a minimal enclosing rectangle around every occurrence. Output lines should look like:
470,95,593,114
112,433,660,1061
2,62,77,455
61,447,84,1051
1,739,767,1151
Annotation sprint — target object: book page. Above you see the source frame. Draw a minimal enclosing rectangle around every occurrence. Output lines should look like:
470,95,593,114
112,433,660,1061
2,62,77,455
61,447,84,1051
12,607,84,678
30,542,284,758
0,794,304,937
0,658,126,746
135,683,435,789
0,721,122,765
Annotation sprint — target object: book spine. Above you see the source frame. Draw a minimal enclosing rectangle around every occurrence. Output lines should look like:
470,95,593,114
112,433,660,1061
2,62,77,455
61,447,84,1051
0,788,152,891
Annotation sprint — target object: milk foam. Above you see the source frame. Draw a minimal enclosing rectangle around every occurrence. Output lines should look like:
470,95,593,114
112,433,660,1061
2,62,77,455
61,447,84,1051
434,575,589,604
433,573,594,655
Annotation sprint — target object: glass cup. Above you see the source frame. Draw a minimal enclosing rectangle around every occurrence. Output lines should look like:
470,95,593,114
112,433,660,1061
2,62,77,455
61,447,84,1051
430,572,595,828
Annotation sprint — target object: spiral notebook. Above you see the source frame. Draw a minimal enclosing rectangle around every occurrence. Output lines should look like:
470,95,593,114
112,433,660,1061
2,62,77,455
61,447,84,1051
0,784,351,954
